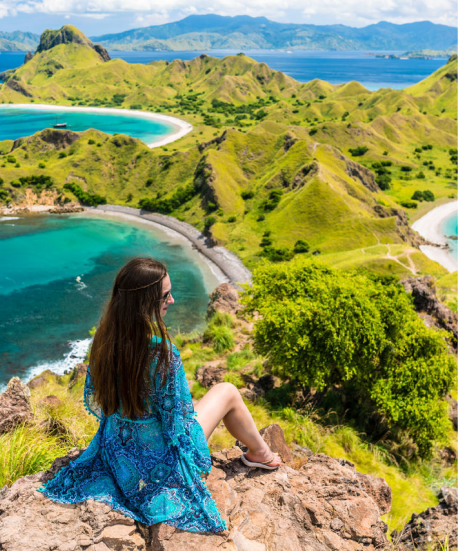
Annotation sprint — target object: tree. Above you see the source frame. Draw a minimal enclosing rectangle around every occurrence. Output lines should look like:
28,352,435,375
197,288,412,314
242,259,454,458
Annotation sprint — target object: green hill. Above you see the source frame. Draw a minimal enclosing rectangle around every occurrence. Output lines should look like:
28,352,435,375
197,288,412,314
0,26,456,278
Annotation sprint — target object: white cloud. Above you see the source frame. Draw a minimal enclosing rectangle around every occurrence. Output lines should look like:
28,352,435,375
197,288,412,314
0,0,456,26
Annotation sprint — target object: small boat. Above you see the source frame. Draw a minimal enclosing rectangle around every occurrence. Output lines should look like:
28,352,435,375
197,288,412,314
53,122,67,128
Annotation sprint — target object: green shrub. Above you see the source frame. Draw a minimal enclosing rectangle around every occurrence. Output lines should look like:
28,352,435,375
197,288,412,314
38,162,46,169
349,146,368,156
416,171,426,179
262,246,294,262
241,190,254,200
138,184,197,214
11,180,21,188
294,240,310,254
412,190,425,201
58,151,67,159
376,174,392,190
63,182,107,206
223,373,245,388
227,216,237,223
309,128,318,136
242,259,454,458
401,166,413,172
400,201,418,209
88,139,95,145
227,348,255,371
6,155,16,163
0,424,68,487
423,190,435,202
203,322,235,353
204,216,217,230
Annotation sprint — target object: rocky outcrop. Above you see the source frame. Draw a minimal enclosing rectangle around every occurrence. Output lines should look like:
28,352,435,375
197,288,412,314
196,363,225,388
92,44,111,63
292,161,319,189
5,78,32,97
27,369,59,390
11,129,81,152
391,487,457,550
68,362,88,388
0,377,32,434
24,51,34,64
49,206,85,214
0,428,393,551
198,130,228,153
36,26,110,63
373,205,428,248
345,160,378,192
401,275,457,348
206,283,240,318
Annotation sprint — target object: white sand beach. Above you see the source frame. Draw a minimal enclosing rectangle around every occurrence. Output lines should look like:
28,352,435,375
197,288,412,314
412,200,458,273
1,104,193,148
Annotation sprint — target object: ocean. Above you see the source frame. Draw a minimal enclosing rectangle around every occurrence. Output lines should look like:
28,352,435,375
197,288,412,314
442,211,458,262
0,50,448,91
0,105,175,145
0,213,220,391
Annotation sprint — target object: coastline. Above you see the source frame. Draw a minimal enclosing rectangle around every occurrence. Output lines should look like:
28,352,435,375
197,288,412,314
0,104,193,148
92,205,252,287
0,203,252,287
412,200,458,273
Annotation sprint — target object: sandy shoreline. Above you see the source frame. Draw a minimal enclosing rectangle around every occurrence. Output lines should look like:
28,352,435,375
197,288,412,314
0,203,252,287
0,103,193,148
93,205,252,287
412,200,458,273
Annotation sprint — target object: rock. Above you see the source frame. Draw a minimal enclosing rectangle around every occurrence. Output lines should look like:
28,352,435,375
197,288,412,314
207,283,240,319
12,129,80,152
38,395,62,408
401,276,457,349
27,369,59,390
0,426,393,550
345,159,378,192
49,206,85,214
355,472,392,515
259,423,293,463
5,78,32,97
0,377,32,434
92,44,111,62
197,130,228,153
196,364,225,388
68,363,88,388
393,488,457,550
445,394,458,430
24,51,34,64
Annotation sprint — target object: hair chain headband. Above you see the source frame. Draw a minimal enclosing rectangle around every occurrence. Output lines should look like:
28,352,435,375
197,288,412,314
118,275,165,292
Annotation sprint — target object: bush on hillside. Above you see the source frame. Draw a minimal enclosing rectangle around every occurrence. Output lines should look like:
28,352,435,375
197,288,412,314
348,146,368,156
294,239,310,253
63,183,107,207
138,184,197,214
400,201,418,209
241,259,455,458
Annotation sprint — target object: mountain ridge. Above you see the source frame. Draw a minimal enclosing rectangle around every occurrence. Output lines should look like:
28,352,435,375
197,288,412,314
90,15,457,51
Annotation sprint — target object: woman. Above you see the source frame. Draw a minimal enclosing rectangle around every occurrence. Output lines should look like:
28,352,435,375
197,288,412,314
37,257,280,533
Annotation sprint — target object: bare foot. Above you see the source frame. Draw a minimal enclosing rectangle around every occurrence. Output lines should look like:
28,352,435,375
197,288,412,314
245,444,282,467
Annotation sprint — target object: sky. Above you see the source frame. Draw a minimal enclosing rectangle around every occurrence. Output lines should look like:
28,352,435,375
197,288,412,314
0,0,456,36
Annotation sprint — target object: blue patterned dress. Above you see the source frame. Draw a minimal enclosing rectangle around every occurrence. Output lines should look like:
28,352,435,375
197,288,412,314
36,338,227,533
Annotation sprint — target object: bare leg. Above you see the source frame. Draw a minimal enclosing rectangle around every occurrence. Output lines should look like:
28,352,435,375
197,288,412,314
194,382,281,467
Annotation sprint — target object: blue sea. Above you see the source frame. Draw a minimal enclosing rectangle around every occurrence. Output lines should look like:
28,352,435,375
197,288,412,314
0,105,175,145
0,213,220,391
442,211,458,263
0,50,449,90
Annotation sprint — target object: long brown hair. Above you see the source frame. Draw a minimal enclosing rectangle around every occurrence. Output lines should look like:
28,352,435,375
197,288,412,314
89,257,172,420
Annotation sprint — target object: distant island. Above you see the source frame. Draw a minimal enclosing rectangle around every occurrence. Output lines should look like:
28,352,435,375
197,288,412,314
373,48,457,60
0,16,456,52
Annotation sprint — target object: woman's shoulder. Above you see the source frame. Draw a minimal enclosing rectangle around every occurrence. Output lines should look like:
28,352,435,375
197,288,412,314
151,335,179,355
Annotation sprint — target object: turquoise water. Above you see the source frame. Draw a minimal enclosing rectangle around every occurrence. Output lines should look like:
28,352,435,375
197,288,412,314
0,106,176,145
0,213,218,391
442,211,458,263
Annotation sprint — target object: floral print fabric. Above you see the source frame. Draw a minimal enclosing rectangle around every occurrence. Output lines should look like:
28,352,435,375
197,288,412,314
36,339,226,533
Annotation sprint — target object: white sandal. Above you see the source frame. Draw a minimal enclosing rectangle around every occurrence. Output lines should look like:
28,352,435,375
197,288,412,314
240,452,280,470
